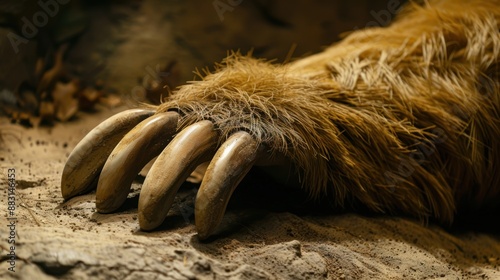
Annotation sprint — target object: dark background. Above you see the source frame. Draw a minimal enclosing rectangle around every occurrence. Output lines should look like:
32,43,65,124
0,0,408,124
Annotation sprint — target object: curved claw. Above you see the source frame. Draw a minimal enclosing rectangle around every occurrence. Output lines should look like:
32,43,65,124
96,112,179,213
195,131,259,239
61,109,154,199
138,120,218,230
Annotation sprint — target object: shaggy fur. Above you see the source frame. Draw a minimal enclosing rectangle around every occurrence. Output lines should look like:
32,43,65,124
157,0,500,224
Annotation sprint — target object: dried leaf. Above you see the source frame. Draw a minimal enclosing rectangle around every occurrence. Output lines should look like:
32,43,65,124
39,101,55,120
18,90,38,113
29,115,42,128
99,94,122,108
52,80,79,122
37,44,68,94
79,87,102,110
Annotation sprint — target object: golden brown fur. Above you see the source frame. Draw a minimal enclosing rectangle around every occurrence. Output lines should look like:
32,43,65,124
157,0,500,224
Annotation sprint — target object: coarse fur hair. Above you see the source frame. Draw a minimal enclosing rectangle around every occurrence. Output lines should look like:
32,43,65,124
156,0,500,224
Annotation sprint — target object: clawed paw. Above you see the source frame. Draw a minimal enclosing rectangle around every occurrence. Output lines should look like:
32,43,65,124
59,1,500,242
61,108,281,239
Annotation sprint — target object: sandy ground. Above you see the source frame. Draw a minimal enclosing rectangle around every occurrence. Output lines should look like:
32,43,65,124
0,106,499,279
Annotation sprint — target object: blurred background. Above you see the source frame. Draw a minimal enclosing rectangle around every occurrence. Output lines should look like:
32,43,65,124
0,0,408,126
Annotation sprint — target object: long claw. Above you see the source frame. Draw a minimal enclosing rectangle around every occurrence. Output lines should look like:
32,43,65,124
195,131,259,239
96,112,179,213
138,120,218,230
61,109,154,199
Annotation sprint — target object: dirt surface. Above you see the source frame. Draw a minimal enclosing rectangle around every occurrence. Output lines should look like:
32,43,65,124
1,106,499,279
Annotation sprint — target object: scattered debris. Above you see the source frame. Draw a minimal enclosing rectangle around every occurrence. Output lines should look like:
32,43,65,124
52,80,80,122
3,44,122,126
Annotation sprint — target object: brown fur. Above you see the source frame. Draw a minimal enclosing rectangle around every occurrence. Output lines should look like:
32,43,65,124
156,0,500,224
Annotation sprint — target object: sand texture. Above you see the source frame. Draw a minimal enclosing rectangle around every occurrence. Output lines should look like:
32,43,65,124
1,107,499,279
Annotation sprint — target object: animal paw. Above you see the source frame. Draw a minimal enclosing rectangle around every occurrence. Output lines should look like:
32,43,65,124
61,1,500,237
61,57,319,239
